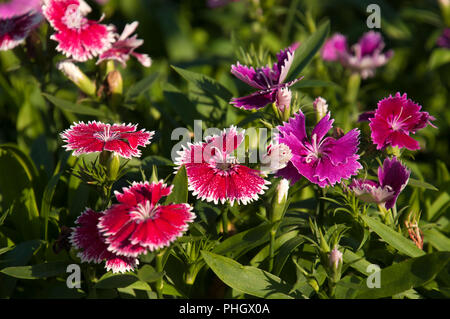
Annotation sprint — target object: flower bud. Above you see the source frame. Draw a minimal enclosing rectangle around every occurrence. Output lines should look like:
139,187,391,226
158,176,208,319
328,247,343,283
276,87,292,122
313,97,328,122
57,60,96,97
271,178,289,222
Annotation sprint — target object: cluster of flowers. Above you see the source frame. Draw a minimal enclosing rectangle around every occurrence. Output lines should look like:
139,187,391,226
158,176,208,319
7,1,436,273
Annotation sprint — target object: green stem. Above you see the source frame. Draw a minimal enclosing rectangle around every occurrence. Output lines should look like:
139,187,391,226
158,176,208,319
268,228,277,273
155,249,165,299
222,206,229,236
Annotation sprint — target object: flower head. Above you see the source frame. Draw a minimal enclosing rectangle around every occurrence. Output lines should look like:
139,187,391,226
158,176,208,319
230,43,303,110
98,181,195,257
70,208,139,273
277,110,362,187
97,21,151,67
175,126,270,206
349,157,410,209
369,92,436,150
43,0,115,61
61,121,154,158
322,31,393,79
0,0,43,51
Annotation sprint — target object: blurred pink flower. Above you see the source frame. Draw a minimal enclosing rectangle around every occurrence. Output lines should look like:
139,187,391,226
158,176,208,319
322,31,393,79
43,0,115,61
97,21,151,67
175,126,270,205
61,121,154,159
0,0,43,51
98,181,195,257
369,93,436,150
70,208,139,273
277,111,362,187
437,28,450,48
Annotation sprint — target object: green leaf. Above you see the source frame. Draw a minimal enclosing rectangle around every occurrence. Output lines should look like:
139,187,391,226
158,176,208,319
343,250,372,276
408,178,438,191
125,73,158,101
0,146,40,239
95,272,139,289
164,165,188,205
423,229,450,251
213,223,273,258
137,265,165,283
427,192,450,221
428,48,450,70
43,93,105,117
286,20,330,82
201,251,296,299
171,65,233,102
273,237,304,276
41,154,68,241
355,252,450,299
0,262,69,279
361,215,425,258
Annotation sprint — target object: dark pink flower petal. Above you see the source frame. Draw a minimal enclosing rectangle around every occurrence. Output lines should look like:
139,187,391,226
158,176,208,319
98,181,195,257
349,179,394,204
230,89,276,110
61,121,154,158
276,161,303,185
70,208,138,273
230,63,272,90
358,31,383,56
43,0,115,61
378,157,410,209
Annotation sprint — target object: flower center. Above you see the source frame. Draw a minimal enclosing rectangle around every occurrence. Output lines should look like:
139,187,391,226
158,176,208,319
62,4,86,29
255,68,276,88
388,106,412,131
304,134,324,163
209,151,237,174
94,125,120,142
129,200,158,222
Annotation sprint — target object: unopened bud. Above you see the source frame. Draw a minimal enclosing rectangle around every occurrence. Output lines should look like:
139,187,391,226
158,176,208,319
329,248,343,270
107,70,123,96
271,178,290,222
57,60,96,97
276,178,290,204
106,153,121,181
313,97,328,122
276,87,292,113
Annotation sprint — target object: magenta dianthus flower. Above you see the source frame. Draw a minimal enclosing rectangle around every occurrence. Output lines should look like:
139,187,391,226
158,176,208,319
175,126,270,205
322,31,393,79
98,181,195,257
70,208,139,273
97,21,151,67
276,111,362,187
230,43,302,110
349,157,410,209
369,92,436,151
60,121,154,159
0,0,43,51
43,0,115,61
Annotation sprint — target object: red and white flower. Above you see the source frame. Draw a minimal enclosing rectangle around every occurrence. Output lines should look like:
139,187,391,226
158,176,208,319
97,21,151,67
60,121,154,159
98,181,196,257
70,208,139,273
43,0,115,61
175,126,270,206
